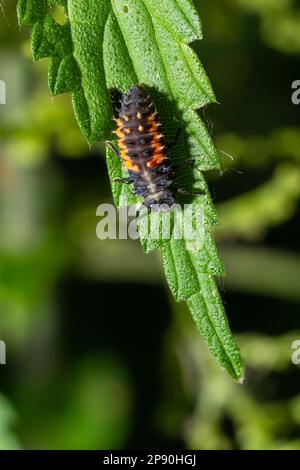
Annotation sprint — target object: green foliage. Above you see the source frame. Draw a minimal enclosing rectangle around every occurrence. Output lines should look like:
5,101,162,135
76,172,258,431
217,127,300,169
17,0,243,380
222,246,300,302
18,359,131,449
188,330,300,450
157,304,300,450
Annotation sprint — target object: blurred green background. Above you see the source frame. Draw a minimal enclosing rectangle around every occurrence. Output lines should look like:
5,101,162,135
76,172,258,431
1,0,300,450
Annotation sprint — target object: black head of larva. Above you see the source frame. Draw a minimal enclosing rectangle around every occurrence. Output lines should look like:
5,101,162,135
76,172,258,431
122,85,145,100
124,85,143,96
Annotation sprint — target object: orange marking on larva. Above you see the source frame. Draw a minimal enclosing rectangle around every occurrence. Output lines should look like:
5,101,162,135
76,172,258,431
117,118,123,128
119,152,131,163
121,149,128,159
122,115,130,122
137,112,142,120
148,122,160,134
125,128,132,134
147,154,166,168
125,160,139,171
138,125,144,132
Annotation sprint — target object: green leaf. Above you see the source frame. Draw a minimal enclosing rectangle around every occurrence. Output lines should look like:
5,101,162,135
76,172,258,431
68,0,113,142
18,0,243,380
162,235,225,302
143,0,203,43
182,109,221,171
48,54,80,95
17,0,46,26
31,15,72,61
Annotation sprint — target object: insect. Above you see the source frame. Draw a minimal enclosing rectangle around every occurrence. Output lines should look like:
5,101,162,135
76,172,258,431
107,85,201,209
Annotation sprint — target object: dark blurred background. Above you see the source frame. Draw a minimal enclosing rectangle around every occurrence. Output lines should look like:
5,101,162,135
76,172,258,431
0,0,300,450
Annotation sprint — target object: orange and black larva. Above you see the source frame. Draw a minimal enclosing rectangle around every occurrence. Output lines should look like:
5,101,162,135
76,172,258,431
109,85,177,208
